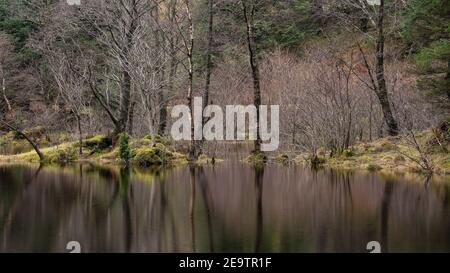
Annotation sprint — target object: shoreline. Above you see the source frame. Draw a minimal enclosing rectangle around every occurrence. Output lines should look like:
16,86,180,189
2,130,450,177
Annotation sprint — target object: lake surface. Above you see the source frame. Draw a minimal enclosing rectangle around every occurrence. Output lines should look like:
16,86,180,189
0,163,449,253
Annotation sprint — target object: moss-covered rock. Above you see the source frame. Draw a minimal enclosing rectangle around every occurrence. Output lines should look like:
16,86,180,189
139,138,152,146
82,135,112,152
134,147,164,166
143,134,171,145
45,146,78,163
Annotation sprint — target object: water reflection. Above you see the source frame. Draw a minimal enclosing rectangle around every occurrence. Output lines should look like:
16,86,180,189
0,163,449,253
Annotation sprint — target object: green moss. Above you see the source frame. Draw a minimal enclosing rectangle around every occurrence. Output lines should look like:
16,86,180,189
44,146,78,163
9,142,78,163
118,133,131,163
82,135,112,152
131,143,175,167
134,147,164,166
139,138,152,146
143,134,171,145
0,134,191,167
342,149,353,157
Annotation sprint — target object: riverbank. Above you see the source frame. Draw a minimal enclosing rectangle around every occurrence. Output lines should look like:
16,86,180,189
0,134,196,166
289,130,450,175
1,128,450,175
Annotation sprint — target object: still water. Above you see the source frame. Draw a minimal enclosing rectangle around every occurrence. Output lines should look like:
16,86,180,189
0,163,449,253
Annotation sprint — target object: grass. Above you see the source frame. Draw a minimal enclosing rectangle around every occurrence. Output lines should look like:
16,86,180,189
2,128,449,175
291,130,450,175
0,134,191,167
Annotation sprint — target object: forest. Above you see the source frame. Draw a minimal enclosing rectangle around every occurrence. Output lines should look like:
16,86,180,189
0,0,449,173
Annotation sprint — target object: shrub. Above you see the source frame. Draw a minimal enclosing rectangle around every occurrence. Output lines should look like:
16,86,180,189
118,133,131,164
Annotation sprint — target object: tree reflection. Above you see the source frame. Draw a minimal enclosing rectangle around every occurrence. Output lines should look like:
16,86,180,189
380,179,394,253
119,167,133,253
189,165,196,252
198,167,215,252
1,163,450,253
254,165,265,253
2,164,42,250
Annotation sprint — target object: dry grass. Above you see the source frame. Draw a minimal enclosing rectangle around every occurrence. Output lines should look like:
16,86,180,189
294,130,450,175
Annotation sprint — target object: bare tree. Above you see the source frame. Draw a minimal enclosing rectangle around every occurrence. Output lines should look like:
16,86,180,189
48,50,89,156
184,0,196,160
397,130,434,173
157,0,197,159
203,0,215,125
241,0,262,153
374,0,398,136
333,0,400,136
80,0,155,138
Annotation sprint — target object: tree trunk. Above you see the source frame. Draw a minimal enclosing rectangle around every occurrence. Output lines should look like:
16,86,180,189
184,0,196,161
127,101,136,136
2,76,11,112
375,0,399,136
197,0,215,156
154,6,167,136
159,0,178,136
203,0,214,121
116,14,138,137
117,70,131,136
76,114,83,156
242,1,262,153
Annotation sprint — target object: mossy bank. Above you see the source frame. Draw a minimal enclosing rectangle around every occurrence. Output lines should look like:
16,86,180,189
289,130,450,175
0,134,193,167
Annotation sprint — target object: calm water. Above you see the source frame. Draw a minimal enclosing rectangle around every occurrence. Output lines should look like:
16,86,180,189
0,163,449,253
